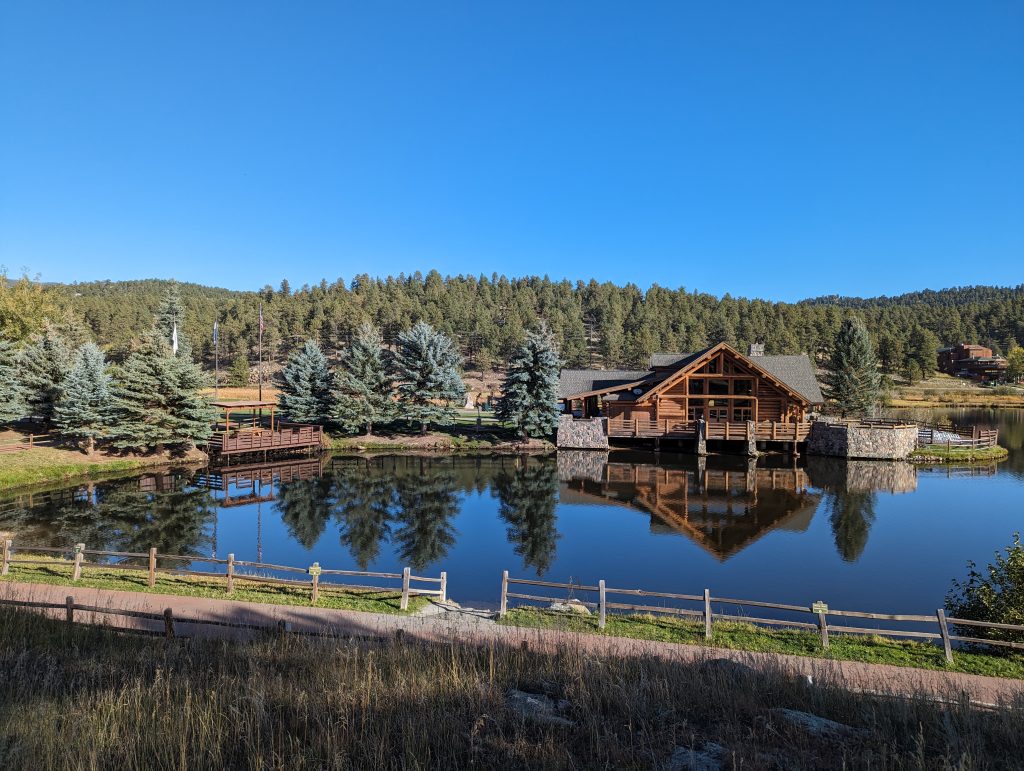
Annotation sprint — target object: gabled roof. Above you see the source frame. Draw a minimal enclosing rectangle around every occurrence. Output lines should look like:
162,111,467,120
748,355,825,404
558,369,653,399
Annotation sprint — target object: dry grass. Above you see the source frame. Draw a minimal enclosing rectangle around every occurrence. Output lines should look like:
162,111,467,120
0,445,206,489
0,606,1021,769
199,385,280,401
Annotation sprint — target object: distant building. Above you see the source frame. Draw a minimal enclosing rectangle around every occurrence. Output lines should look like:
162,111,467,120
936,343,1008,381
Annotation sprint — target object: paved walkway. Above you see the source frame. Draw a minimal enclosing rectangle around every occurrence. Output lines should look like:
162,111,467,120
3,581,1022,707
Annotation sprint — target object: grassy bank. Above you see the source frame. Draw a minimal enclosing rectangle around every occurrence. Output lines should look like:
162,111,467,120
887,373,1024,408
0,445,207,489
908,445,1010,463
500,608,1024,680
0,606,1019,768
0,557,429,615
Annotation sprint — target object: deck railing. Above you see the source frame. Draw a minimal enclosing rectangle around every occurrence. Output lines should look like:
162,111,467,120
1,540,445,610
916,423,999,450
498,572,1024,662
213,423,325,454
606,418,811,442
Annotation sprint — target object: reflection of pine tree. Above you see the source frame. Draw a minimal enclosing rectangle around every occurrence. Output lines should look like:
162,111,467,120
392,463,459,571
333,467,395,570
95,477,216,556
826,490,877,562
277,477,335,549
494,461,560,575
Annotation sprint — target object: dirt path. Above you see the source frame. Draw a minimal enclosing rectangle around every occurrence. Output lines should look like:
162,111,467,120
4,581,1022,707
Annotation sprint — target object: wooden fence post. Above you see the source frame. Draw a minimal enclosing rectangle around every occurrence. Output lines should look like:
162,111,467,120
400,567,411,611
439,571,448,603
598,579,606,630
499,570,509,617
936,609,954,664
703,588,712,640
65,596,74,625
816,606,830,650
72,543,85,581
163,608,175,639
226,553,234,594
1,539,10,576
148,547,157,588
310,563,320,604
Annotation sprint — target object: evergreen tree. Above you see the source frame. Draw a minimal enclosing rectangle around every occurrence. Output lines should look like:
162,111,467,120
392,465,459,570
908,326,940,379
54,343,113,454
392,322,465,433
110,332,216,455
0,336,27,425
494,462,560,574
333,322,393,435
824,318,881,417
277,340,334,424
497,326,562,440
827,490,877,562
20,325,75,425
1007,348,1024,383
155,281,191,356
228,352,250,387
278,477,335,549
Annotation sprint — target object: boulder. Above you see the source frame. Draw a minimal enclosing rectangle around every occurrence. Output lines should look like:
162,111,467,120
549,600,591,615
665,741,727,771
769,708,863,739
505,688,574,727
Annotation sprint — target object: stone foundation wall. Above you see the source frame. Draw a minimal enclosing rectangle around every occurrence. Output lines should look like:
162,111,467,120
807,421,918,460
556,416,610,450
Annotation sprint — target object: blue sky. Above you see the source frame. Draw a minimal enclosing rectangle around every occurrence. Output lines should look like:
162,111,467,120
1,2,1021,301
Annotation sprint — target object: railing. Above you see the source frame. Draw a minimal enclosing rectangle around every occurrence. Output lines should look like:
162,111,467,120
498,572,1024,662
0,433,58,454
916,423,999,450
215,424,325,454
1,540,446,611
606,419,811,442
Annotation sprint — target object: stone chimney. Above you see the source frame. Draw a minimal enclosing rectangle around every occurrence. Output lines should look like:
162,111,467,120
748,343,765,357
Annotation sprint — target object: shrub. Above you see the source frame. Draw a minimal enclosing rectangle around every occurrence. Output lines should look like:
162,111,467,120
947,533,1024,646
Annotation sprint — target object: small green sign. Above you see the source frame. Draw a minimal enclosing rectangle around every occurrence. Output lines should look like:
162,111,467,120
811,601,828,614
308,564,322,576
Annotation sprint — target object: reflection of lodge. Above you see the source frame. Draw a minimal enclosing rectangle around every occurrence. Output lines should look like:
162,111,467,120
195,456,326,506
561,459,821,560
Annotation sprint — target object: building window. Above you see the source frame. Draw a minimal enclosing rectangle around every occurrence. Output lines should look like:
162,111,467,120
689,379,705,395
687,399,705,422
733,399,753,422
709,407,729,421
709,378,729,395
734,379,753,395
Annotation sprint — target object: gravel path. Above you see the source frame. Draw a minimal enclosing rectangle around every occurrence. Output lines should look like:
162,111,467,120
3,581,1022,707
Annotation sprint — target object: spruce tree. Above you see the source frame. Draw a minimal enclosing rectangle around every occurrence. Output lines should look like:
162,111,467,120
497,326,562,440
277,340,334,424
20,325,75,425
392,322,465,433
824,318,881,417
228,352,250,387
110,332,216,455
333,322,393,435
54,343,113,454
155,281,190,355
0,336,27,425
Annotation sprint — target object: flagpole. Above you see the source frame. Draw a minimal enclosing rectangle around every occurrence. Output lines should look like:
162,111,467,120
258,302,264,401
214,321,220,398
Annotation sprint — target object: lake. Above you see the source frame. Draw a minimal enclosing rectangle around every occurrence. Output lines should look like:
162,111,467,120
2,408,1021,612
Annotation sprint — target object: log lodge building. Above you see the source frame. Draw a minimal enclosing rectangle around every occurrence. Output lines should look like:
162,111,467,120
559,343,824,447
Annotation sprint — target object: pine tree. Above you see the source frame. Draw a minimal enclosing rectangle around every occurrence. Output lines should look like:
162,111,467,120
908,326,940,379
333,323,393,435
20,325,75,425
824,318,881,417
497,327,562,440
228,352,250,387
277,340,334,424
155,281,191,356
54,343,113,453
392,322,465,433
110,332,216,455
0,336,27,425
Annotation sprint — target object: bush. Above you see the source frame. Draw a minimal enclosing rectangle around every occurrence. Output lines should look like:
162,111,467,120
947,533,1024,646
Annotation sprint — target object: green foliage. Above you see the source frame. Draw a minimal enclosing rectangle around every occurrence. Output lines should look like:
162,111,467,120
1007,348,1024,382
277,340,334,424
109,332,215,455
903,359,923,385
947,533,1024,645
392,322,465,433
907,326,940,379
824,318,881,416
53,343,113,453
0,270,74,343
333,323,393,435
19,325,75,425
0,336,27,424
497,326,562,439
228,352,250,387
155,281,191,356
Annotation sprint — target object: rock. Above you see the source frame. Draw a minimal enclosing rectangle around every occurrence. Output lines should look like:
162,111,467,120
665,741,727,771
769,708,861,739
505,688,574,727
548,600,591,615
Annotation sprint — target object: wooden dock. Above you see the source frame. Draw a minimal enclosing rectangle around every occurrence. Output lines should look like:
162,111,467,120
606,418,811,443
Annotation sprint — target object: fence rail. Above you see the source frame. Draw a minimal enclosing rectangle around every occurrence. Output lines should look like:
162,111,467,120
0,433,58,454
498,572,1024,662
916,423,999,450
0,540,446,611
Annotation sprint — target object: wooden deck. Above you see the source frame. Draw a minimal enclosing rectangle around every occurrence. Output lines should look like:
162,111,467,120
208,423,325,456
607,418,811,442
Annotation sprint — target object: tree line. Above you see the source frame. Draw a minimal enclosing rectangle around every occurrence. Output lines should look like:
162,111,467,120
4,271,1023,377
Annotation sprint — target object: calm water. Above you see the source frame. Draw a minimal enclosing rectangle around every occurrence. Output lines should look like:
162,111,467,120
1,408,1021,611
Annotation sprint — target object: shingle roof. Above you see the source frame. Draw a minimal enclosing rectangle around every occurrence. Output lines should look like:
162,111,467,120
752,355,825,404
558,369,652,399
649,350,708,369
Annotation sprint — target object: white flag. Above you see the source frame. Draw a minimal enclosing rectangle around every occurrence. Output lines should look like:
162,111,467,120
172,322,179,356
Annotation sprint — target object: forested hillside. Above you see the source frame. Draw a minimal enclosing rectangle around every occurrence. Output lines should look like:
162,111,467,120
10,273,1024,374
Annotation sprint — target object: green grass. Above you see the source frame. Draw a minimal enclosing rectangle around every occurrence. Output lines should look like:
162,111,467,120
500,607,1024,680
0,445,206,489
908,445,1009,463
1,556,430,615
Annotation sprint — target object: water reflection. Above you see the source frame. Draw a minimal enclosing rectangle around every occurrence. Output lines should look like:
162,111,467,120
494,462,560,575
